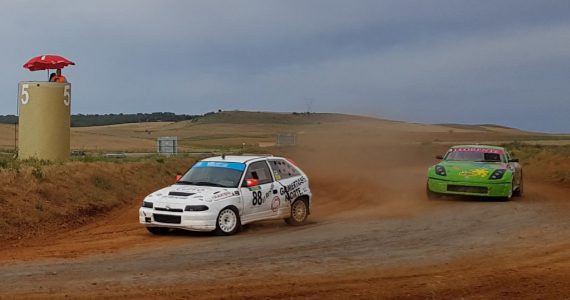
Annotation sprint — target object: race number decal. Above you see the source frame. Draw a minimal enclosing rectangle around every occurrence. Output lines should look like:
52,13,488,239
252,191,264,206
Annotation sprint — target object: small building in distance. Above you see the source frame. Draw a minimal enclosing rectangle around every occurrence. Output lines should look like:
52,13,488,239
157,137,177,155
276,133,297,146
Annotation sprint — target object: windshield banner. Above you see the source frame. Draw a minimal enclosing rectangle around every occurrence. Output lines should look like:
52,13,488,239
450,147,503,154
193,161,246,171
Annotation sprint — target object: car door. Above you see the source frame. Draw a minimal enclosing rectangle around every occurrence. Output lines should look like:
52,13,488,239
268,159,304,217
240,160,276,221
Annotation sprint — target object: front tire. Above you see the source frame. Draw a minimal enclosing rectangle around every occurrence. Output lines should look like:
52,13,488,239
214,207,241,236
285,198,308,226
426,183,441,199
499,182,514,201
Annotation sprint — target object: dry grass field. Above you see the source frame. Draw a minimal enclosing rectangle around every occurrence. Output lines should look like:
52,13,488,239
69,112,353,152
3,110,564,153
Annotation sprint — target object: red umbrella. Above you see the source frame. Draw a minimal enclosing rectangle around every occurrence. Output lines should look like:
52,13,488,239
23,55,75,71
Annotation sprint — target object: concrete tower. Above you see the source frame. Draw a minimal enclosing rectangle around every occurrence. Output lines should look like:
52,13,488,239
18,81,71,161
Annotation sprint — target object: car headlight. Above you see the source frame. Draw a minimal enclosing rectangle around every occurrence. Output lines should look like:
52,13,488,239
185,205,209,212
435,165,447,176
489,169,506,180
142,201,153,208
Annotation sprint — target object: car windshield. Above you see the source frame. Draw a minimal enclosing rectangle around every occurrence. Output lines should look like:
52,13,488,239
177,161,246,188
445,149,503,162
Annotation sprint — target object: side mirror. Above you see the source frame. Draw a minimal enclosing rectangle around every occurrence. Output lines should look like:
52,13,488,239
435,155,444,160
245,179,259,187
509,158,519,163
175,174,182,182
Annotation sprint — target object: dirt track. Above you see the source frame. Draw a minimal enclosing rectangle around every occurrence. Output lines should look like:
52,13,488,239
0,119,569,299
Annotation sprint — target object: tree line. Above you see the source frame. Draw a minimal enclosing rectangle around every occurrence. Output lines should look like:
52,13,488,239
0,112,201,127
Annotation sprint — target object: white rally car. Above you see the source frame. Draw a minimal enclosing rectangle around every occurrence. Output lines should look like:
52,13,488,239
139,155,312,236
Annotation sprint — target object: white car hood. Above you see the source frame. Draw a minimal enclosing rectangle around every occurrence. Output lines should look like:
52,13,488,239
147,184,238,207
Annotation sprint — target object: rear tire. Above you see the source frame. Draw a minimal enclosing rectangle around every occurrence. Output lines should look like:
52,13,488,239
146,227,170,235
214,207,241,236
285,198,308,226
513,174,523,197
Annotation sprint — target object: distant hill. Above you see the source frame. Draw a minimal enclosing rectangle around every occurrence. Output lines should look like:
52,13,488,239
195,111,360,124
2,110,519,129
434,123,516,131
0,110,358,127
70,112,199,127
0,115,17,125
0,112,199,127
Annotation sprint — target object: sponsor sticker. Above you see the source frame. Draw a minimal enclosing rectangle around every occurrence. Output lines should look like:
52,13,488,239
459,168,490,177
271,196,280,212
211,191,233,201
273,171,282,181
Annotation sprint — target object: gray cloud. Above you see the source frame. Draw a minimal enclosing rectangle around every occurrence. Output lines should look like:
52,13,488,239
1,0,569,132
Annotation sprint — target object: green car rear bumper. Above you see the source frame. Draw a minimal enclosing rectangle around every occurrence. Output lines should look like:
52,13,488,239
428,177,512,197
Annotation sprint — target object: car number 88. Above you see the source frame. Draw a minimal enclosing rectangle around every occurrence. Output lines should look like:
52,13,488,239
252,191,264,206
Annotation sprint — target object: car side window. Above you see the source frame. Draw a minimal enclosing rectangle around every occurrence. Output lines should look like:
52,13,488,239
243,161,273,185
269,159,300,180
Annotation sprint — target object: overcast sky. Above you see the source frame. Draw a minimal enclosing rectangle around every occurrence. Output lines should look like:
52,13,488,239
1,1,569,132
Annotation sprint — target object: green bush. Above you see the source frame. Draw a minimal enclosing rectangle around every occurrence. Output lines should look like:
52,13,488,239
31,166,44,180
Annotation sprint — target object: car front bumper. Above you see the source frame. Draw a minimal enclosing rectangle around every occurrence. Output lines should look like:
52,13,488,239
139,208,217,232
428,177,512,197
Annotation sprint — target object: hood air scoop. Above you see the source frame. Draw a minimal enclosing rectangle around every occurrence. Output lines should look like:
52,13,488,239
169,191,195,197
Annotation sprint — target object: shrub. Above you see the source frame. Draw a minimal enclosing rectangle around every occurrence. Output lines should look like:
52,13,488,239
31,166,44,180
92,175,112,190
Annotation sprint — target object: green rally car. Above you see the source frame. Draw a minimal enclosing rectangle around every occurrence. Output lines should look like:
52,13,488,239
427,145,523,201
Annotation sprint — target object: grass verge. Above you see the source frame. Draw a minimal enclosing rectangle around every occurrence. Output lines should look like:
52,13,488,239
0,156,197,241
503,143,570,187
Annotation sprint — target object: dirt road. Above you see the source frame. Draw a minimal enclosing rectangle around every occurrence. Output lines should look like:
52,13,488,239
0,119,568,299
